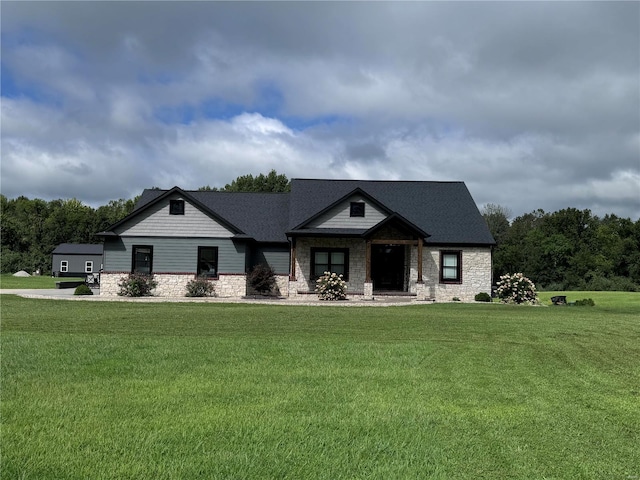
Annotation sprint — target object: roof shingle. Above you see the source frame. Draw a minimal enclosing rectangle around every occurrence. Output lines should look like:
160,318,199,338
129,179,495,246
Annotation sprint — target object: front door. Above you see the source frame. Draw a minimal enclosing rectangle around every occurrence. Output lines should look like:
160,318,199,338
371,245,405,291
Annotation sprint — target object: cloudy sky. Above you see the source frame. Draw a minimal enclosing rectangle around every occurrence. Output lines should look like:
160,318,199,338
2,1,639,219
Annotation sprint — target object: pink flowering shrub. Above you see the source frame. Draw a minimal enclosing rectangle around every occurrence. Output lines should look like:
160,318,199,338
315,271,347,300
496,273,539,305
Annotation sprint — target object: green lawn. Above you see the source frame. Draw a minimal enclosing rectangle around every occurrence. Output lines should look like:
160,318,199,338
1,295,639,479
0,274,85,289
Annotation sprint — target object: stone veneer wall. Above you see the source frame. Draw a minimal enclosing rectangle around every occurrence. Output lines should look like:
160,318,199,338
408,247,492,302
290,240,491,302
290,238,365,295
214,274,248,298
99,272,248,298
100,272,124,296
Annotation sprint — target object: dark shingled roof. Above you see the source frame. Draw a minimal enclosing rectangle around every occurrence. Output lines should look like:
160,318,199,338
125,179,495,246
288,179,495,245
52,243,104,255
134,189,290,243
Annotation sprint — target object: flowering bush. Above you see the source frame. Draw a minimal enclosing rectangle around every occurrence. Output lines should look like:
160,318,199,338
315,271,347,301
496,273,539,305
185,276,215,297
118,273,157,297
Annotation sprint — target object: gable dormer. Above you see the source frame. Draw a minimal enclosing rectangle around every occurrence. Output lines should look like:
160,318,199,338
305,193,388,229
102,187,243,239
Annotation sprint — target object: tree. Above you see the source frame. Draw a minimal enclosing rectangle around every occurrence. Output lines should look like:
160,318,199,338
481,203,511,245
201,170,291,193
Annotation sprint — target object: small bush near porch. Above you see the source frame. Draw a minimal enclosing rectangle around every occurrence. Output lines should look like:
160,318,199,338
2,294,638,479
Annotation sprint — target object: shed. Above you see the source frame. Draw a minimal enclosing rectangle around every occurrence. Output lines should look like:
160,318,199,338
52,243,104,277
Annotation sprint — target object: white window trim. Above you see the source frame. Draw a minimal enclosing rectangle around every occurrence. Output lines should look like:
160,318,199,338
60,261,68,273
85,261,93,273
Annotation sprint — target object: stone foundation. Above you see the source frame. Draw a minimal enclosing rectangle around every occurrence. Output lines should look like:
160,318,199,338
100,272,248,298
214,274,247,298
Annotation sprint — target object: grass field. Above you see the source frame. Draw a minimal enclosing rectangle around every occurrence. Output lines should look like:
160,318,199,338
0,274,85,289
2,294,639,479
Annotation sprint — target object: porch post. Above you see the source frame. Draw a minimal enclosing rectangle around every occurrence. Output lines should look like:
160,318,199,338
289,238,296,280
364,239,373,300
417,239,423,283
365,240,372,282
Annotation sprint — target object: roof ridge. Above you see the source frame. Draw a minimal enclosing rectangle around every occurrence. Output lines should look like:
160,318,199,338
290,178,463,184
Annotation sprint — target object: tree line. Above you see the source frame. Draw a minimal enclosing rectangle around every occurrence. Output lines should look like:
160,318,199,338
0,171,291,275
2,170,639,291
483,204,640,291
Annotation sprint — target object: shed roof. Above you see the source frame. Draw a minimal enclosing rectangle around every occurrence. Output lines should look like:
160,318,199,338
52,243,104,255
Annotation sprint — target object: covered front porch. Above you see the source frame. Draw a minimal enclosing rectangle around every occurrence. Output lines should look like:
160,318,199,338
287,215,430,300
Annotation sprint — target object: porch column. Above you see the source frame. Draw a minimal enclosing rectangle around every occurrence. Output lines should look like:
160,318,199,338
364,239,373,300
289,238,296,280
417,239,423,283
365,240,372,282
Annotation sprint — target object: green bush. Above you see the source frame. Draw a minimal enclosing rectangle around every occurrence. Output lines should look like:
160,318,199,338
74,284,93,296
185,276,215,297
315,272,347,301
574,298,595,307
247,264,276,295
118,273,157,297
474,292,491,302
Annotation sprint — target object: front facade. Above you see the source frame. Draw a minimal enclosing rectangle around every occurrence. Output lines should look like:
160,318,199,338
98,180,495,301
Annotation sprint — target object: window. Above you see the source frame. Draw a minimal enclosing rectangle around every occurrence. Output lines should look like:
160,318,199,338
197,247,218,277
60,261,68,273
170,199,185,215
85,261,93,273
350,202,365,217
311,248,349,280
440,251,462,283
132,246,153,274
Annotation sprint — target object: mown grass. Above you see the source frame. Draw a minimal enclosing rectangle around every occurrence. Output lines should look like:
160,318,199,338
0,274,85,289
1,294,639,479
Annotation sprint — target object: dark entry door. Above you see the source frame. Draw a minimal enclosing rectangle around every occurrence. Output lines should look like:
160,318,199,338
371,245,405,291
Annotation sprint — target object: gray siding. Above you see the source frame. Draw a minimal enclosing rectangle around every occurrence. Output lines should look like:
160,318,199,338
52,254,103,276
115,194,235,238
103,237,246,274
251,246,290,274
307,194,388,229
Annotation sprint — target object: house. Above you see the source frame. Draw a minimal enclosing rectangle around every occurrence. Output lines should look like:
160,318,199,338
51,243,104,277
97,179,495,301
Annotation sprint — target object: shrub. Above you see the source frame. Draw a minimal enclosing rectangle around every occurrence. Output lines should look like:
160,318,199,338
247,264,276,295
316,271,347,301
74,284,93,295
574,298,595,307
496,273,539,305
474,292,491,302
185,276,215,297
118,273,157,297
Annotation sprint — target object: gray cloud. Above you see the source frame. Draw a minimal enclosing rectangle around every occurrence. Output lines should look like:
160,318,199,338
1,1,638,218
